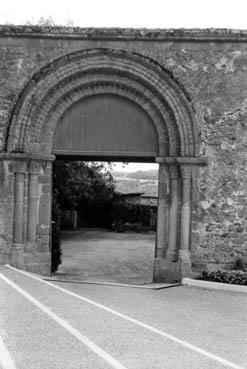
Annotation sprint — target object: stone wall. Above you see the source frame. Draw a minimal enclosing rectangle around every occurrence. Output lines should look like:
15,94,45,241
0,26,247,271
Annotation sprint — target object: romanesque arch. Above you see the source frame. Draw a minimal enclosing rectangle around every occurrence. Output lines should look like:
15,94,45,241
7,49,198,156
6,48,206,282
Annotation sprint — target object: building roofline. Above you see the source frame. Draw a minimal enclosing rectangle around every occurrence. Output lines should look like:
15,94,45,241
1,25,247,42
119,192,145,196
141,195,158,198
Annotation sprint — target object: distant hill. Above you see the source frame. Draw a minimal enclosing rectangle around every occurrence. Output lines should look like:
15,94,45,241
126,169,158,179
112,171,129,178
114,178,158,196
113,169,158,180
112,169,158,196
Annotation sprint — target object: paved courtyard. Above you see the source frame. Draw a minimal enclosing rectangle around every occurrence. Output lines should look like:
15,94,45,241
54,230,155,284
0,265,246,369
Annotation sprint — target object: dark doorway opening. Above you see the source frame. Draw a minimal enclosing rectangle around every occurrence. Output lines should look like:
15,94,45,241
51,159,158,285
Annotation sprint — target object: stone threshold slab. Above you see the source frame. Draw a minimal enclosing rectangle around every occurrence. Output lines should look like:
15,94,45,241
182,278,247,294
44,277,181,290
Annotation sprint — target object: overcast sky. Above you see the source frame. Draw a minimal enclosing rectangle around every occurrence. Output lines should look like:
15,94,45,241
1,0,247,29
1,0,246,172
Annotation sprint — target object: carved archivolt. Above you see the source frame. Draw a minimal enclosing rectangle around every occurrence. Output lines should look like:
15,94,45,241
7,48,198,157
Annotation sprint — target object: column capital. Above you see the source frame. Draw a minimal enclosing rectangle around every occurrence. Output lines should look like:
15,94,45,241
180,165,192,179
169,165,180,179
14,160,27,173
28,160,41,174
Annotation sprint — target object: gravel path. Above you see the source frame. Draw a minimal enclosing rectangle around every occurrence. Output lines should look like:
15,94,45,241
54,230,155,284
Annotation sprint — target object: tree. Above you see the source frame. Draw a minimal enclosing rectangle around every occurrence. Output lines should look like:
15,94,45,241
53,160,115,213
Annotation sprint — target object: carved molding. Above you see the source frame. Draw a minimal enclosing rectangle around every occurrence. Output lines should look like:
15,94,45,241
7,49,198,158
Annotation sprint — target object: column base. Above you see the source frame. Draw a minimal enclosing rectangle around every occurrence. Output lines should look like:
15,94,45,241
153,253,193,283
177,249,192,276
165,250,177,262
23,252,51,276
25,262,51,276
11,243,24,268
25,241,38,253
10,244,51,276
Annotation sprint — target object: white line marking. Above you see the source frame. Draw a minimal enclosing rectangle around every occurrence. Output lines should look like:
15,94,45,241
5,265,247,369
0,336,17,369
0,272,128,369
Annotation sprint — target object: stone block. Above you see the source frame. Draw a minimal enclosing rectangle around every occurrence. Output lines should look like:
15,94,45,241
35,252,50,263
36,225,50,235
26,262,50,276
154,258,186,283
23,252,34,264
10,243,24,268
42,184,50,194
25,241,38,253
38,243,50,253
38,175,51,184
0,252,10,264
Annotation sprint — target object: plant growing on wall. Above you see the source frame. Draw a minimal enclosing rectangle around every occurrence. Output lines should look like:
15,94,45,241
51,189,62,272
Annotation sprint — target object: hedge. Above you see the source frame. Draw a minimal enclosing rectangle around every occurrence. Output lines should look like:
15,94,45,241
200,270,247,285
110,202,156,231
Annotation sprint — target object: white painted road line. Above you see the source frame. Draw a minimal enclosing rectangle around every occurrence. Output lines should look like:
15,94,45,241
0,336,17,369
0,273,128,369
5,265,247,369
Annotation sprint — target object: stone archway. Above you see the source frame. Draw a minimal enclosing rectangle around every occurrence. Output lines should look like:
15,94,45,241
6,48,206,282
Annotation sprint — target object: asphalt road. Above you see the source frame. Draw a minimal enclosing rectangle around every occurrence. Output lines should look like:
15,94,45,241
0,265,246,369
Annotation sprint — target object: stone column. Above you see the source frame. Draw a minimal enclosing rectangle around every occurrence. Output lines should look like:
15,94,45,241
26,160,40,252
37,161,52,254
11,160,27,267
178,164,192,275
166,165,180,261
153,158,171,282
155,161,170,258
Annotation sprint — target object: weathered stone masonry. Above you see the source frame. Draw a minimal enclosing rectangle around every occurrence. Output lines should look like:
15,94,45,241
0,26,247,280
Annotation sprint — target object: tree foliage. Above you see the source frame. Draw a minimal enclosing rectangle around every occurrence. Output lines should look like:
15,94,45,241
53,160,115,212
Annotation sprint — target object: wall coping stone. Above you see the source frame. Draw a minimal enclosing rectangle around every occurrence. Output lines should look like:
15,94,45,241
182,278,247,294
0,25,247,42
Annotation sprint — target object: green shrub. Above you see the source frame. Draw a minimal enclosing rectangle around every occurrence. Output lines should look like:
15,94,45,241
110,202,155,232
111,221,145,233
233,258,246,270
111,221,126,233
201,270,247,285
